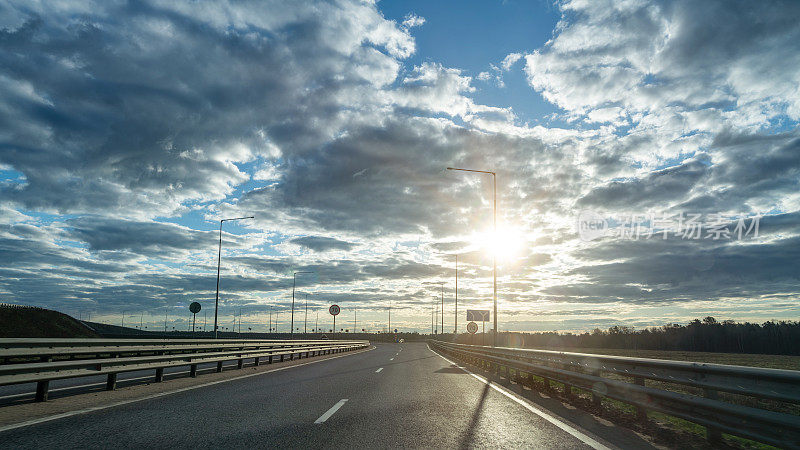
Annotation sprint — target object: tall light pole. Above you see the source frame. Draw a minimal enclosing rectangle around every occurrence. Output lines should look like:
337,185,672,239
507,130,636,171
214,216,254,338
304,293,309,335
291,271,314,339
455,254,458,334
431,302,435,335
446,167,497,346
435,298,439,334
440,282,444,335
268,305,272,333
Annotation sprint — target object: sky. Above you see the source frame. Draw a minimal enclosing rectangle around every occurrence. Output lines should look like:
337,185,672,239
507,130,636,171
1,0,800,334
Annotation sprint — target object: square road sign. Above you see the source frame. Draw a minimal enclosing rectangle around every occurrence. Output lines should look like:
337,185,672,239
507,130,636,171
466,310,490,322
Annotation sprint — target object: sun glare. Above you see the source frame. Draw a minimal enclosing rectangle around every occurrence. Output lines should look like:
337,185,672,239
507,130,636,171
470,226,524,261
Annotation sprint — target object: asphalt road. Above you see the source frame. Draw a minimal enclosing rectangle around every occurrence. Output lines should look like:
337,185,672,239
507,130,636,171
0,343,654,449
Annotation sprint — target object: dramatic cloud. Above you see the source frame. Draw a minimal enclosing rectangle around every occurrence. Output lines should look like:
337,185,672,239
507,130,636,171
1,0,798,332
290,236,356,252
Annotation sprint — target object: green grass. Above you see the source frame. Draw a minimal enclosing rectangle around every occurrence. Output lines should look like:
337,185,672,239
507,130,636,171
0,306,97,338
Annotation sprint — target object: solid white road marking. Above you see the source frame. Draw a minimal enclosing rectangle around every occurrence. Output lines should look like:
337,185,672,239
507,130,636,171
429,347,613,450
314,399,348,424
375,368,383,373
389,358,394,361
0,347,373,434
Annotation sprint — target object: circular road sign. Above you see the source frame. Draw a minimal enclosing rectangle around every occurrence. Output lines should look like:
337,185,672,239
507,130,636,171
467,321,478,334
189,302,201,314
329,304,340,316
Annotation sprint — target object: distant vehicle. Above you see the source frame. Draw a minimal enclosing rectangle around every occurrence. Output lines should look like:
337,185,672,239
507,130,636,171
321,334,329,340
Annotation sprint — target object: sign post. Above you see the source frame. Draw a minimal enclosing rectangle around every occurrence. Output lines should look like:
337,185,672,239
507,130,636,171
189,302,201,333
466,310,490,346
467,321,478,345
329,304,340,340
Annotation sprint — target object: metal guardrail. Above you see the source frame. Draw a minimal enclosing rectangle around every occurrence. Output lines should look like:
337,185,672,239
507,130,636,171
0,338,370,402
429,340,800,448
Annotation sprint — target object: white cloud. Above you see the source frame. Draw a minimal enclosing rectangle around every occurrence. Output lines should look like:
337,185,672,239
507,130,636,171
401,13,426,29
501,52,522,71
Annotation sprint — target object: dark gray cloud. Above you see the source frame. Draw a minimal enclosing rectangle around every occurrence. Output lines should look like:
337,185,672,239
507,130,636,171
289,236,356,252
67,218,217,255
578,155,710,210
0,0,414,217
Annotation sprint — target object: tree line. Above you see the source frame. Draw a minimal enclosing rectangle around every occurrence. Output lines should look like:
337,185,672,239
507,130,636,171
465,317,800,355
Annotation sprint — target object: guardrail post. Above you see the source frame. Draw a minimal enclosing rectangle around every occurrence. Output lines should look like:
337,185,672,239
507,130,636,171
216,361,223,372
190,364,198,378
106,373,117,391
564,382,573,399
280,354,284,362
237,359,243,369
590,369,602,407
155,368,164,382
35,380,49,402
254,356,260,366
703,388,722,444
268,355,273,364
634,376,647,422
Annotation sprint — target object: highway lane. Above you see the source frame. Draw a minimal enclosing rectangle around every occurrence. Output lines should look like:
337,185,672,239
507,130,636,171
0,342,653,449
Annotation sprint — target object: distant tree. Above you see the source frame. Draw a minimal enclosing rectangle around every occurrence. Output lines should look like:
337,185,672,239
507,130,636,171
479,318,800,355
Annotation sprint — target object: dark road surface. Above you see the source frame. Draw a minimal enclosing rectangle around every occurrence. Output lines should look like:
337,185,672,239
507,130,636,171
0,343,654,449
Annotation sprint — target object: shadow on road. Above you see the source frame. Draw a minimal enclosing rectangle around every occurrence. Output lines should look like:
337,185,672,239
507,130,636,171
459,379,492,449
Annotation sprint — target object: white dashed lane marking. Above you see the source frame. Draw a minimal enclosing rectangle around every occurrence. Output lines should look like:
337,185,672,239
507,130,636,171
314,399,348,424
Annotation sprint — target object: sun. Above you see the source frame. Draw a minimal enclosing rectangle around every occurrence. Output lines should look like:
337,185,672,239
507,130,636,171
470,225,524,262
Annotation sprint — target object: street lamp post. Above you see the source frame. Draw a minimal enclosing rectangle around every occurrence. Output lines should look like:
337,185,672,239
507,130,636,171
431,302,435,335
446,167,497,346
291,271,314,339
435,298,439,334
214,216,254,339
455,254,458,334
440,281,444,335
